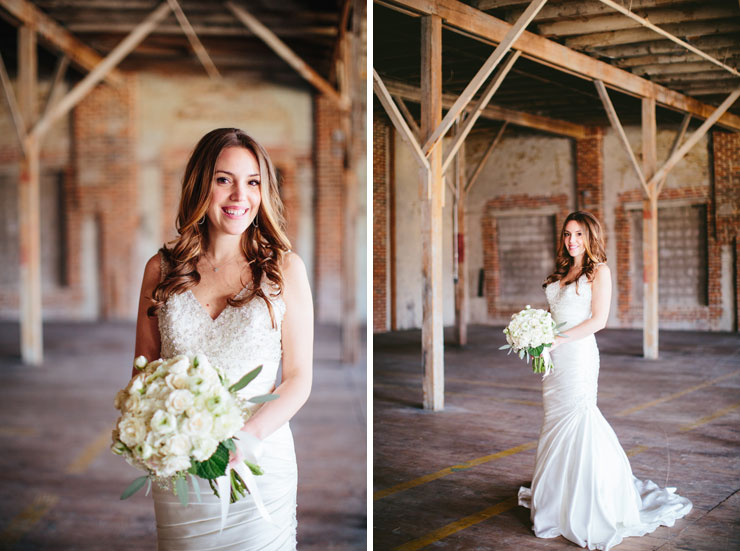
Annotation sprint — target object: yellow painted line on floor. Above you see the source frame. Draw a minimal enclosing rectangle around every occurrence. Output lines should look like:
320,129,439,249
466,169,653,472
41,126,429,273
616,369,740,417
626,444,650,457
66,428,111,474
0,493,59,547
394,496,518,551
679,401,740,432
0,426,36,436
374,441,537,501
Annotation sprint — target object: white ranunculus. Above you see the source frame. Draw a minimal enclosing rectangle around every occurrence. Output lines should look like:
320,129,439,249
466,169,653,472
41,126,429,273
191,436,218,461
166,389,194,414
129,376,145,395
161,455,191,477
166,355,190,376
165,372,189,390
150,409,177,434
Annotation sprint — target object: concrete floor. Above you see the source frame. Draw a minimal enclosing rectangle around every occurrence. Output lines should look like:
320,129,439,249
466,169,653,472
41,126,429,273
0,321,366,550
374,326,740,551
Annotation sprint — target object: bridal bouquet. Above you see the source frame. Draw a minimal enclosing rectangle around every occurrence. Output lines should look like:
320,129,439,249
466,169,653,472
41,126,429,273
111,353,277,521
499,305,565,375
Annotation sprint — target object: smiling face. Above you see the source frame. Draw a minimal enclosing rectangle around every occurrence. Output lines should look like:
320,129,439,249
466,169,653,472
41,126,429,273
563,220,586,261
205,146,261,237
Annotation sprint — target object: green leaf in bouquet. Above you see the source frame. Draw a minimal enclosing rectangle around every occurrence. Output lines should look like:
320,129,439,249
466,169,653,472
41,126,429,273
530,344,544,356
229,365,263,393
190,474,202,503
518,349,525,360
498,344,511,350
175,475,189,506
247,393,279,404
223,438,236,453
120,475,149,500
189,442,230,480
244,459,264,476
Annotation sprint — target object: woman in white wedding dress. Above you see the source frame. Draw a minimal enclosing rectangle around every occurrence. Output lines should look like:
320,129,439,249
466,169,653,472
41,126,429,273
518,211,691,550
133,128,313,550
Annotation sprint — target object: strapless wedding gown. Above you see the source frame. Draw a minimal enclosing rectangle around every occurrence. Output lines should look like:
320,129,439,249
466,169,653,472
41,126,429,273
153,256,297,550
518,271,692,550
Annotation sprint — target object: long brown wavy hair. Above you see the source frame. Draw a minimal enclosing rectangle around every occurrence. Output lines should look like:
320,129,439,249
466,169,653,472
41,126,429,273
148,128,291,325
543,211,606,291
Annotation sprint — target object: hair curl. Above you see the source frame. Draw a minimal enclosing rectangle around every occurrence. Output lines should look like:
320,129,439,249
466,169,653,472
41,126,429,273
543,210,606,292
147,128,291,325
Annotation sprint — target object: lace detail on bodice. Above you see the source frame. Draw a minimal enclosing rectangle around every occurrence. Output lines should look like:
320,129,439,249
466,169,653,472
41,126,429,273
157,255,285,403
545,263,605,330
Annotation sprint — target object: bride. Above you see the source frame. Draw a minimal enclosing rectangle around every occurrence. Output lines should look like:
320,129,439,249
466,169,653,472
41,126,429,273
133,128,313,550
518,211,691,550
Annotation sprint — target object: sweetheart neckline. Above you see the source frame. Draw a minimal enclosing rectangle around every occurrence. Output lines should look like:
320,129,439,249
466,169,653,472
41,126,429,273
185,286,249,322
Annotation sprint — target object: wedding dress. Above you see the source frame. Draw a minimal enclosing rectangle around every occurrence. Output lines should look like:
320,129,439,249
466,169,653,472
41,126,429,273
518,268,692,550
153,255,297,550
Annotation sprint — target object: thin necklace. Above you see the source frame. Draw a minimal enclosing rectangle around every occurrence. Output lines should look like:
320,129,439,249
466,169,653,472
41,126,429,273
202,251,241,272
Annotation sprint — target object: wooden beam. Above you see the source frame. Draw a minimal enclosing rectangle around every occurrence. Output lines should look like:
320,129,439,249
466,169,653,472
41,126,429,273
30,2,172,141
465,122,506,193
594,80,648,195
0,52,27,153
17,25,42,365
381,0,740,130
453,119,468,347
656,113,690,197
441,50,519,174
383,78,587,139
421,0,547,157
0,0,123,86
226,1,346,109
420,14,444,411
565,20,740,50
538,5,736,37
393,94,421,142
633,62,739,77
642,96,658,360
648,87,740,189
40,54,68,122
373,71,430,174
617,52,740,69
518,0,706,21
595,0,740,77
596,36,740,59
166,0,221,80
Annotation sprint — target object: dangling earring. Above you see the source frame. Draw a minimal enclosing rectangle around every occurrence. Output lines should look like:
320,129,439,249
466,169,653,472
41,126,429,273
252,215,259,229
198,216,205,225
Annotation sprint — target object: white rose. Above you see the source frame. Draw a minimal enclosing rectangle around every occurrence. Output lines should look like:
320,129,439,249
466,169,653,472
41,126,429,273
165,434,192,457
150,409,177,434
191,436,218,461
134,441,155,460
118,416,146,447
165,372,189,390
166,389,194,414
124,393,142,414
129,376,145,395
166,355,190,375
183,411,213,436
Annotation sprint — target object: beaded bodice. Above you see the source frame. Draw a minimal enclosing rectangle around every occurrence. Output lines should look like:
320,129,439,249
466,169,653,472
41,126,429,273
158,256,284,401
545,273,595,331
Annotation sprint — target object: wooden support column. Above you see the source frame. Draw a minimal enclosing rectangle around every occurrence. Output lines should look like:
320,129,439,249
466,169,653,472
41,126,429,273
453,120,468,346
421,14,444,410
17,25,42,365
642,96,659,359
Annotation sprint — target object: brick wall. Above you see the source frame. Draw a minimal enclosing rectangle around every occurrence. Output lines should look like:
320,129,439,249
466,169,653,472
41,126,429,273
481,194,569,319
373,113,389,332
615,185,721,328
313,94,343,322
575,127,604,223
712,131,740,330
72,76,138,319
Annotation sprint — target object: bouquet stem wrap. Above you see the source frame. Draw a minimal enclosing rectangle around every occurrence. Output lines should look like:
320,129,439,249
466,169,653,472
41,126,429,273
217,432,273,532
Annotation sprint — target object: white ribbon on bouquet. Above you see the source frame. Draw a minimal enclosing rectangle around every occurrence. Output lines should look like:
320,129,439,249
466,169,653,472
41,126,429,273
216,432,274,532
541,347,554,379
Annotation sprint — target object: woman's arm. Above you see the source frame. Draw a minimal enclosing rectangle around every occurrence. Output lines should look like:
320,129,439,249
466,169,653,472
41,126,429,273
551,264,611,350
132,254,162,377
240,252,314,440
